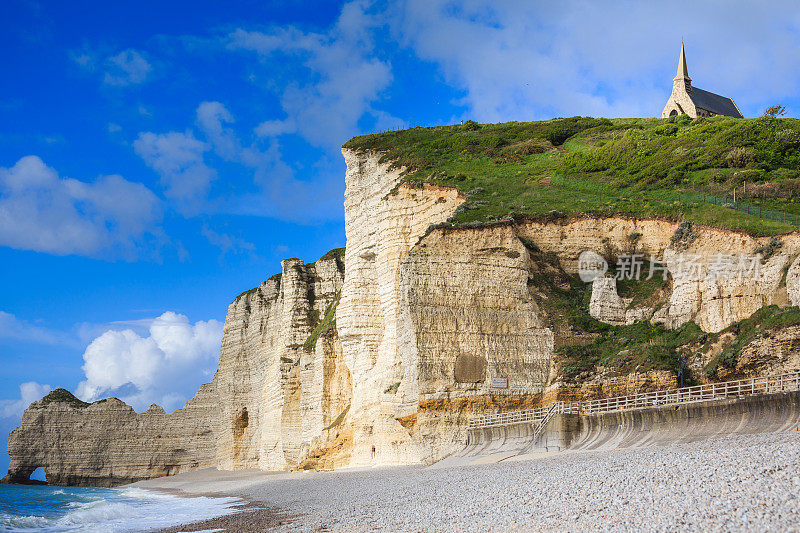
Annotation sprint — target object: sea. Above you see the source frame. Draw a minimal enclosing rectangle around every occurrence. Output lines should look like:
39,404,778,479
0,483,241,532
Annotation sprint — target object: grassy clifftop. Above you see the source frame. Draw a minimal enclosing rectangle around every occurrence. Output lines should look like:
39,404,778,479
344,116,800,235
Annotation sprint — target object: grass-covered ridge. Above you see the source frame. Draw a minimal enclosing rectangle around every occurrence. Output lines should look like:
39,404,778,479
39,389,90,408
344,116,800,235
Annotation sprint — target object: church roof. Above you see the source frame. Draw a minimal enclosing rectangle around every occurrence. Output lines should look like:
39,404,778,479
690,87,743,118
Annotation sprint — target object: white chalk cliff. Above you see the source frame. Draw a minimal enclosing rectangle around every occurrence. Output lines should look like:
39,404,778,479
7,149,800,485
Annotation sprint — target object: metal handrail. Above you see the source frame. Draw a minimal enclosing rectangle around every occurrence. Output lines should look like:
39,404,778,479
469,370,800,429
530,402,560,443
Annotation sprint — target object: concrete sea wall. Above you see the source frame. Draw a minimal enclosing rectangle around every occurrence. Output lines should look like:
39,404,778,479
459,392,800,461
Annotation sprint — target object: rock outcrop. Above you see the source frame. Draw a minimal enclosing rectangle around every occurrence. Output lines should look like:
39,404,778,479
589,276,655,326
398,225,554,463
337,149,466,467
9,147,800,485
3,387,217,487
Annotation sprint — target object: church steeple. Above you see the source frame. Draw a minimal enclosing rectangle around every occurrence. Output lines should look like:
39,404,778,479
673,41,692,95
674,41,691,82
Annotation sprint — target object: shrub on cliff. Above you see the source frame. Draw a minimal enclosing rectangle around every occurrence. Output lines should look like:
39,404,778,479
39,389,89,408
304,294,340,351
704,305,800,379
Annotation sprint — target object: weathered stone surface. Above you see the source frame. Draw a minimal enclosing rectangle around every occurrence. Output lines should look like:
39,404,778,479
589,276,654,326
785,255,800,307
337,149,464,467
516,218,798,333
659,248,788,333
397,225,554,464
214,255,347,472
3,387,218,487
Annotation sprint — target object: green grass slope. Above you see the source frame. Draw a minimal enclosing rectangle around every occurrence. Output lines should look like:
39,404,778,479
344,116,800,235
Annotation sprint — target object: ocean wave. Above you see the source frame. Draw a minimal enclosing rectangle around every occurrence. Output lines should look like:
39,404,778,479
0,512,51,530
0,486,243,532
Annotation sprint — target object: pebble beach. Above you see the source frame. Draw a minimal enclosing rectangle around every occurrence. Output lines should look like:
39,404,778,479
141,430,800,532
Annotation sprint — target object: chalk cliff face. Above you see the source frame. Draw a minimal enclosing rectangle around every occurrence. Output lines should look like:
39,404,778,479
6,254,346,486
337,149,466,467
557,219,796,333
9,147,800,485
398,225,554,463
213,254,346,472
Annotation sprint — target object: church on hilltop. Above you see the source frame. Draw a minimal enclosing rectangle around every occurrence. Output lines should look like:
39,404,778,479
662,43,743,119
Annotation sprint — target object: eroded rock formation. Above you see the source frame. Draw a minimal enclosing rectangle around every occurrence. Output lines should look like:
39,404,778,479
3,387,217,487
213,254,347,472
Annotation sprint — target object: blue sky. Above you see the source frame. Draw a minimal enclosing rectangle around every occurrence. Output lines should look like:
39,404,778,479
1,0,799,475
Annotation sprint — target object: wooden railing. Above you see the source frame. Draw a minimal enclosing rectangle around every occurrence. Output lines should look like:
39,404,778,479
469,371,800,430
468,401,579,429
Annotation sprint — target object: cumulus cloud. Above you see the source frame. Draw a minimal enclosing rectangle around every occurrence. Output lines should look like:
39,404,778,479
76,312,223,412
134,1,397,222
391,0,800,120
0,382,52,418
104,49,152,86
0,156,163,257
254,118,297,137
133,131,215,216
196,101,242,161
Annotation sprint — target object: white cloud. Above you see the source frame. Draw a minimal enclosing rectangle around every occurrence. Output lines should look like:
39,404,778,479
254,118,297,137
104,49,152,86
130,2,392,222
71,52,95,69
137,102,343,222
76,311,223,412
228,0,397,150
0,156,163,257
196,101,241,161
0,311,71,346
392,0,800,120
133,131,215,216
69,45,98,71
201,224,255,256
0,382,51,418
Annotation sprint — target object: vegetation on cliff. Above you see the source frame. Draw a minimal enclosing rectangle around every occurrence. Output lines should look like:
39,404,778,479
528,251,704,381
39,389,89,408
344,116,800,235
704,305,800,379
304,293,339,351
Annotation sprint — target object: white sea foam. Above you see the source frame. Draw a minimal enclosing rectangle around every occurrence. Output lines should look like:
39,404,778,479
2,486,242,532
0,513,51,530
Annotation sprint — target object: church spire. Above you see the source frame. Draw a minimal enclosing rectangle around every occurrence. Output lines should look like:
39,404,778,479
674,41,691,82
